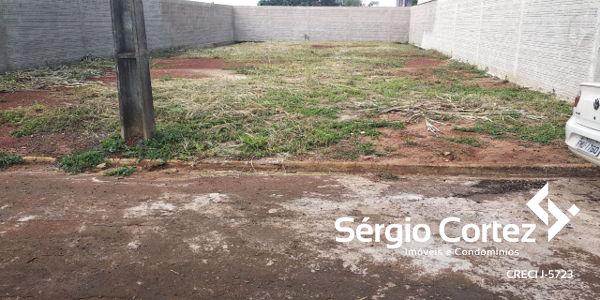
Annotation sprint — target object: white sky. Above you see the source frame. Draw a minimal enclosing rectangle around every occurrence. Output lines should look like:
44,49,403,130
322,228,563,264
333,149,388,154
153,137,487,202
192,0,398,7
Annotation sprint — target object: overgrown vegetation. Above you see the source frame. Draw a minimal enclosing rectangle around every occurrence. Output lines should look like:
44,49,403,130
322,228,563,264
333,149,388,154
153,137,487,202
0,152,23,169
1,42,572,163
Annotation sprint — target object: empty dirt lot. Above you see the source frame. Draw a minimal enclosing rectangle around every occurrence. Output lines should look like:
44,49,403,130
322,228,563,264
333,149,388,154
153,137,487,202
0,42,581,168
1,42,597,299
0,166,599,299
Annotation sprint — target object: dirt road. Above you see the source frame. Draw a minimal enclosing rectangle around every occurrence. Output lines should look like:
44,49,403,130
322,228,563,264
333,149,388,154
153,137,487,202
0,166,598,299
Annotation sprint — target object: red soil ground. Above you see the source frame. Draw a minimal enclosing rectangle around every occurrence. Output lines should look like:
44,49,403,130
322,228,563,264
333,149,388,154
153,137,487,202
0,87,92,156
0,88,74,110
93,58,228,83
373,121,579,165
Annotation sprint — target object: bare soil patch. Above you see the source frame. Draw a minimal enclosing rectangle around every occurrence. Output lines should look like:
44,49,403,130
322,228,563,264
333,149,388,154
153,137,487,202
400,57,513,88
311,44,378,49
0,88,75,110
398,57,447,79
372,122,578,165
153,58,227,69
93,68,208,83
470,77,513,88
0,124,97,156
0,86,94,156
152,68,209,79
93,58,240,82
405,57,446,69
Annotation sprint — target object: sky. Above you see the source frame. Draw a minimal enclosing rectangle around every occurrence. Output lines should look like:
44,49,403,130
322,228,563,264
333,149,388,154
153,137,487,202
191,0,398,7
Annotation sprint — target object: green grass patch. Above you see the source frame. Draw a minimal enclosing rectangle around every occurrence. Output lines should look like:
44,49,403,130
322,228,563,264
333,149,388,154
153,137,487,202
445,60,488,77
92,118,403,160
0,110,25,125
445,136,484,147
455,120,564,144
104,166,136,177
59,149,106,174
0,152,24,169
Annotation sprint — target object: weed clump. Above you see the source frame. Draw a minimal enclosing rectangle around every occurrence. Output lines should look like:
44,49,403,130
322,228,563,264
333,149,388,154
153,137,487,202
0,152,24,169
455,120,563,144
445,137,484,147
104,166,136,177
59,150,106,174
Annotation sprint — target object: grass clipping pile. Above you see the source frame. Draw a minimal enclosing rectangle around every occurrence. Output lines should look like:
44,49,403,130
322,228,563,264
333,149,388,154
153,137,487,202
0,42,576,173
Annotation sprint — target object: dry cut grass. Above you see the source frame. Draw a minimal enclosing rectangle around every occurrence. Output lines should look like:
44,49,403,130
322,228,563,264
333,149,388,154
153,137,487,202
0,42,572,169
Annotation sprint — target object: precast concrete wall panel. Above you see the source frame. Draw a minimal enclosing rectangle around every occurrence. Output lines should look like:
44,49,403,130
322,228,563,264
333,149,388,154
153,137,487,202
233,7,411,43
410,0,600,98
0,0,235,72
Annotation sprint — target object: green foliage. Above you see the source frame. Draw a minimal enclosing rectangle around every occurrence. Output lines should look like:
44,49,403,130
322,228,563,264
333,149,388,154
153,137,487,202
239,133,270,158
0,110,25,125
445,60,488,77
0,152,24,169
517,123,565,145
59,150,106,174
455,120,564,144
101,134,128,154
445,137,484,147
104,166,136,177
91,118,403,160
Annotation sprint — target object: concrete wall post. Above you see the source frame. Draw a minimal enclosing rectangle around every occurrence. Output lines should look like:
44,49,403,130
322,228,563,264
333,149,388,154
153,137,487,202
110,0,155,144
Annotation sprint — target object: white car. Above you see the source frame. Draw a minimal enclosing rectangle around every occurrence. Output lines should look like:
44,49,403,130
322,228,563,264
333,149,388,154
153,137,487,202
565,82,600,165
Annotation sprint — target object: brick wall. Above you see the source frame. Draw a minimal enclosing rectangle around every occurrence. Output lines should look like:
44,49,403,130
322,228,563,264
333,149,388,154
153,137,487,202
410,0,600,98
0,0,235,72
234,7,411,42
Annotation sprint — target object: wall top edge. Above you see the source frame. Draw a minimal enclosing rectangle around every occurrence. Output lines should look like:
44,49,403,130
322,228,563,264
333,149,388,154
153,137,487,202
158,0,234,9
232,6,411,9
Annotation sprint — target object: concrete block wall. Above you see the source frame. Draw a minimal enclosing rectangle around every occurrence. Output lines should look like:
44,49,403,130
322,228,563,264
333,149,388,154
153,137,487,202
0,0,235,72
410,0,600,98
234,7,411,42
152,0,234,50
1,0,598,99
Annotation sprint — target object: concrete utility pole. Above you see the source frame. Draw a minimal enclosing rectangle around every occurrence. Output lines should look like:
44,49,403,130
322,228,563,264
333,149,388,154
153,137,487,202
110,0,155,144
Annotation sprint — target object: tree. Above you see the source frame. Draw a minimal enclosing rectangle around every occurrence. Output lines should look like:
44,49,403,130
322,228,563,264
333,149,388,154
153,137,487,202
258,0,341,6
367,1,378,6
